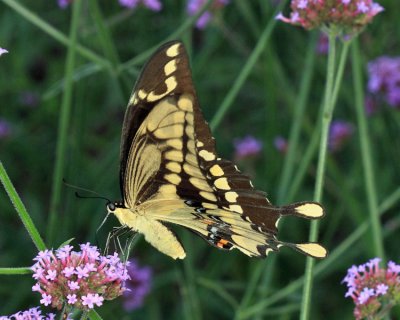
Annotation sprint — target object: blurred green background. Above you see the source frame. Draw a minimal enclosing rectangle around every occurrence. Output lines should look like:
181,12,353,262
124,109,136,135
1,0,400,319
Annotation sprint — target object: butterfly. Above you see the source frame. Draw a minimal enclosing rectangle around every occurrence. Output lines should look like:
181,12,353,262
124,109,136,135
106,41,327,260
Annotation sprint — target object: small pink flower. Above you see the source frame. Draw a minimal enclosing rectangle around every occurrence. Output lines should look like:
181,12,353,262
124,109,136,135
67,294,78,304
40,293,52,306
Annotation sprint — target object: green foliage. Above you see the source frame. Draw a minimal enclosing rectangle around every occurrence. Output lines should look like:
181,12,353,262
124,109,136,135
1,0,399,319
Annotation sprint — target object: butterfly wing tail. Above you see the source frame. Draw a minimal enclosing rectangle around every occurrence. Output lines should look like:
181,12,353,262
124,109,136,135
279,201,324,219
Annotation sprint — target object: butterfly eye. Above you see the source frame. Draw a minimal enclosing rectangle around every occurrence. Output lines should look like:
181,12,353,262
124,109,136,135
107,202,116,211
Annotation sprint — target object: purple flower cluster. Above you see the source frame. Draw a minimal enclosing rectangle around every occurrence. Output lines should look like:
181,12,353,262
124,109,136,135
119,0,162,11
277,0,383,35
233,135,263,159
0,47,8,56
123,259,152,311
187,0,229,29
328,120,354,152
367,56,400,109
0,307,63,320
343,258,400,319
31,243,130,311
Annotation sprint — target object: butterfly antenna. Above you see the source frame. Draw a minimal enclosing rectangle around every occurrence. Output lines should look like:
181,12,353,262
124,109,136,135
62,179,112,203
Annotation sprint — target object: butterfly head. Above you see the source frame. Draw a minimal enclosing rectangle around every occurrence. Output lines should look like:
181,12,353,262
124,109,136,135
106,201,124,214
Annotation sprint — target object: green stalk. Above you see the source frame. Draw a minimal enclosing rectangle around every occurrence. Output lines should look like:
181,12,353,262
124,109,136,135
0,267,32,275
47,0,82,244
1,0,111,71
351,40,384,258
300,29,338,320
0,161,46,251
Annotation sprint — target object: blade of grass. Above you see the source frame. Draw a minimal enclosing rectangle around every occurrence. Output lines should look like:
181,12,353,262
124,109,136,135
351,39,384,259
47,0,82,244
0,161,46,251
301,32,351,320
1,0,111,71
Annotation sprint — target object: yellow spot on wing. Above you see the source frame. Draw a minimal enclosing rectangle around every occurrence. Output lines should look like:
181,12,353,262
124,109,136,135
189,177,212,191
187,140,196,154
158,184,178,197
178,95,194,111
185,153,197,166
229,204,243,213
225,191,239,203
166,162,181,173
147,76,177,102
164,59,177,76
138,89,147,99
209,164,224,177
185,125,194,138
154,124,184,139
185,113,194,125
165,150,183,162
166,138,183,150
295,203,324,218
166,43,181,57
295,243,327,259
199,191,217,202
196,141,204,147
199,149,216,161
159,111,185,127
183,163,203,178
164,173,181,185
214,177,230,190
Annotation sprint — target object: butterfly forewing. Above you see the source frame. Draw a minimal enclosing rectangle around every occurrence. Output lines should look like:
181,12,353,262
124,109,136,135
111,41,327,260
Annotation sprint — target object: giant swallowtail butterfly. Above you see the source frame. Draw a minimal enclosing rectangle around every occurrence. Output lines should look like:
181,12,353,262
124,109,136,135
107,41,327,260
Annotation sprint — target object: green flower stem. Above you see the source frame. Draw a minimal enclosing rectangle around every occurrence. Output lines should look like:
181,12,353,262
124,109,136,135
210,1,285,131
0,161,46,251
351,39,385,259
1,0,111,71
0,267,32,275
47,0,82,244
300,29,346,320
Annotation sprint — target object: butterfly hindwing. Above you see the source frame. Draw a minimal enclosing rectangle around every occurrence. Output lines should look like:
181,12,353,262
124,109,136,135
109,41,327,260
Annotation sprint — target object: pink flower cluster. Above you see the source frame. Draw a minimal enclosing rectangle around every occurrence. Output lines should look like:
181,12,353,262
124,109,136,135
0,307,59,320
31,243,130,311
277,0,383,34
343,258,400,319
367,56,400,109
